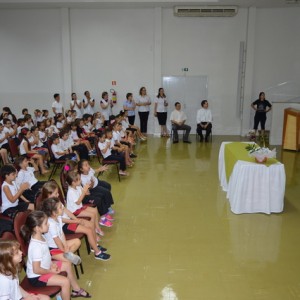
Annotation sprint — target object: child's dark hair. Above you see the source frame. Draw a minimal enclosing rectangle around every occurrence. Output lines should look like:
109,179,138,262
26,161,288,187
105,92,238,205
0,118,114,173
14,156,27,168
0,164,17,180
98,131,105,139
77,159,89,174
66,170,80,186
19,127,31,151
102,91,108,99
30,125,37,133
21,211,47,243
41,197,60,217
24,114,32,122
126,93,132,99
42,109,48,117
22,108,28,115
50,133,59,142
0,240,21,278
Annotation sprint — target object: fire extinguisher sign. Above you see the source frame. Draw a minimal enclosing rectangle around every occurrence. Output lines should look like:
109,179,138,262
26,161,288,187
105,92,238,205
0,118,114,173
112,81,117,86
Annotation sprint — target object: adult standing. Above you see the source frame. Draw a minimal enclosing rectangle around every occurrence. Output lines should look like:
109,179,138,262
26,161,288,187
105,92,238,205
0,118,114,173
70,92,82,119
82,91,95,115
154,88,169,137
196,100,212,142
251,92,272,135
170,102,191,144
136,87,151,134
100,91,113,127
123,93,136,125
51,93,64,116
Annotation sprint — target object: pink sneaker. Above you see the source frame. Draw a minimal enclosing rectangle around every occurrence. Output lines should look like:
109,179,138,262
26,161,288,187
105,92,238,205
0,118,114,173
99,218,113,228
104,214,114,221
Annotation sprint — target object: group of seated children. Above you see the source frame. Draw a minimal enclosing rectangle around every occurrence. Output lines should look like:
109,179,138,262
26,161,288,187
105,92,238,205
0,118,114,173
0,105,145,177
0,157,119,299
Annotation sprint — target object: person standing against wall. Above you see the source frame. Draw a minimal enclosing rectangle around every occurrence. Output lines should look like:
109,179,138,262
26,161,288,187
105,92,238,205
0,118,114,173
70,93,82,119
136,87,151,134
251,92,272,136
83,91,95,115
154,88,169,137
100,91,113,127
52,93,64,116
123,93,136,126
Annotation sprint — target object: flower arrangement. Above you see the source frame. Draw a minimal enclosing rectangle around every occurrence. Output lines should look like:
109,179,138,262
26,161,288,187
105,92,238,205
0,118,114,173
245,144,276,163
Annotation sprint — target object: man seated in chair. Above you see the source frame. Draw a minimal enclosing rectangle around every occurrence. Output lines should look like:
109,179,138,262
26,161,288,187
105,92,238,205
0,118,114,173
196,100,212,142
170,102,191,144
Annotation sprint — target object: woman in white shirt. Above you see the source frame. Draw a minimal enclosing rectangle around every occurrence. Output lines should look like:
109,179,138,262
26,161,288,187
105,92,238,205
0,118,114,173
136,87,151,134
70,93,82,119
82,91,95,115
154,88,169,137
100,91,113,127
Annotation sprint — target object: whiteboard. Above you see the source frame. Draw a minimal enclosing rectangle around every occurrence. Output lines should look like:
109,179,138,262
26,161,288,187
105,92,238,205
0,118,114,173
162,76,208,134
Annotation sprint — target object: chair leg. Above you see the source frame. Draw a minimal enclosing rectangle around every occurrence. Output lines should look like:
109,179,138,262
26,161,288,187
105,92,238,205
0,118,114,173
84,235,91,255
76,249,84,275
116,164,120,182
48,164,57,180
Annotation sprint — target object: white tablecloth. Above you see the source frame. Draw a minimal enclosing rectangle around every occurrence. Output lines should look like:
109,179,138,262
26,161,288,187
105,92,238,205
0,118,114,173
218,142,286,214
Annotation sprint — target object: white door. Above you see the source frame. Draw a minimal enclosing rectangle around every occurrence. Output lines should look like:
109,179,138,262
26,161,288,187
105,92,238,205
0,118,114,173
162,76,208,134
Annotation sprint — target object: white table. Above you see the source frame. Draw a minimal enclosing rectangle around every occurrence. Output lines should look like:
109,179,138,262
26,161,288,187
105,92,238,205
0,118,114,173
218,142,286,214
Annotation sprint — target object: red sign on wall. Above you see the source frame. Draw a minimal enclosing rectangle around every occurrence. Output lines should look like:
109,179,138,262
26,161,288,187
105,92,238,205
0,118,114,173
112,81,117,86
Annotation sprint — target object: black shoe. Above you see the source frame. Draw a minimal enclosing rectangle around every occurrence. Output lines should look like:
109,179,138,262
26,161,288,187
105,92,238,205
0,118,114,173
173,140,179,144
205,138,209,143
183,140,192,144
130,153,137,158
200,137,204,142
94,252,111,261
46,160,51,168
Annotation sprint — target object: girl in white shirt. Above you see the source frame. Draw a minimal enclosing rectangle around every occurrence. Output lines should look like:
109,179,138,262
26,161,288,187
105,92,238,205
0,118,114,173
0,123,10,164
0,240,49,300
136,86,151,134
66,172,111,260
19,128,49,175
22,210,91,299
41,180,109,260
15,156,46,203
0,164,33,218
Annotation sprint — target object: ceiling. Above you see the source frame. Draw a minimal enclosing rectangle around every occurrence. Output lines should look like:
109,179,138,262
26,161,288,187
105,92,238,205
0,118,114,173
0,0,298,9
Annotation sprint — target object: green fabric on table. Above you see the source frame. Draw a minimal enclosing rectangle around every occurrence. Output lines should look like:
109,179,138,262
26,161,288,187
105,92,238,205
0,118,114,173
224,142,279,182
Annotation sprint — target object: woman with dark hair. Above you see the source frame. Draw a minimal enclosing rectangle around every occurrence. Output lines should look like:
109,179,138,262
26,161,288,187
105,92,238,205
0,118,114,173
251,92,272,135
70,92,82,119
136,87,151,134
154,88,169,137
100,91,114,127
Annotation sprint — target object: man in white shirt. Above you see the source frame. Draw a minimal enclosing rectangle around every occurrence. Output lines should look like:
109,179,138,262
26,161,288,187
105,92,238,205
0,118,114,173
196,100,212,142
170,102,191,144
52,93,64,116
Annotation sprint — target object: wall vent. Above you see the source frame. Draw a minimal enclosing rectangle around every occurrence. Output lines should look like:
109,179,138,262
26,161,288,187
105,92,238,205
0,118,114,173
174,6,238,17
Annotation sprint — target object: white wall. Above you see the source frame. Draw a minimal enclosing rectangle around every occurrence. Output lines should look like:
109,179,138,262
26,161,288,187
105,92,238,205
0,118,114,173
162,8,248,134
0,9,64,115
0,6,299,135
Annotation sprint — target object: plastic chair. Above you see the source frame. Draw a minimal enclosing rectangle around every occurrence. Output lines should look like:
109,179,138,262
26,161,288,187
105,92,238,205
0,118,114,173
47,139,66,180
8,138,20,162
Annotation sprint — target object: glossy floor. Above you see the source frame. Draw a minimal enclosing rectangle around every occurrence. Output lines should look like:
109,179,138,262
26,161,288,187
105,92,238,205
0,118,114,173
56,136,300,300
